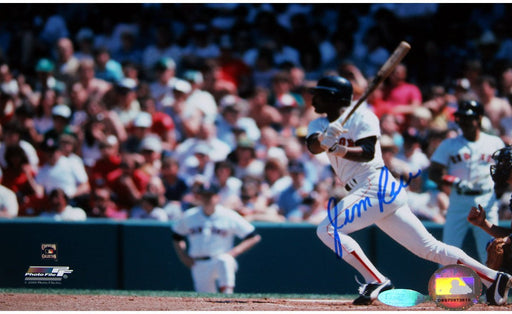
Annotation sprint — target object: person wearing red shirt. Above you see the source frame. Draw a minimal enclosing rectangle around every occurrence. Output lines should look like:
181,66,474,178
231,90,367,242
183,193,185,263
381,63,422,130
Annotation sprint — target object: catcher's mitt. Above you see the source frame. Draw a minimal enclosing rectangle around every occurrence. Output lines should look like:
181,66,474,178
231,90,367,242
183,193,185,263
486,237,512,272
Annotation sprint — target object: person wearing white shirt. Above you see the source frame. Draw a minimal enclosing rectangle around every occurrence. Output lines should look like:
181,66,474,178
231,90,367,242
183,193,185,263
0,168,18,218
39,188,86,221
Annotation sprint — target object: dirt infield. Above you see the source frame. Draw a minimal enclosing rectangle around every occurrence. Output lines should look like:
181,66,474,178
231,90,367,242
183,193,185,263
2,293,512,311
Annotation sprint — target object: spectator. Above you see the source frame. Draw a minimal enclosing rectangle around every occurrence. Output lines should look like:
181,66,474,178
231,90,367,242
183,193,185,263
254,126,287,162
183,69,218,122
122,111,152,154
236,176,285,222
149,57,178,110
475,75,512,133
112,29,143,66
34,89,58,136
165,79,203,140
74,27,95,60
261,158,291,206
111,78,141,127
0,121,39,171
215,95,260,151
300,180,331,225
0,167,19,218
179,143,216,187
174,121,231,165
130,192,168,222
138,135,163,178
160,155,189,218
89,135,121,189
88,186,128,220
247,86,282,129
213,160,242,209
93,47,124,83
35,136,90,202
142,24,182,75
106,154,149,211
277,160,313,222
33,58,66,94
76,58,112,100
1,144,40,216
229,136,265,180
43,103,76,146
381,63,422,129
39,188,87,221
55,37,80,84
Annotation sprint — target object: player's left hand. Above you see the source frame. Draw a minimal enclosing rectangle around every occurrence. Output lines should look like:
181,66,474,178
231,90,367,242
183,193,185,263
320,123,347,150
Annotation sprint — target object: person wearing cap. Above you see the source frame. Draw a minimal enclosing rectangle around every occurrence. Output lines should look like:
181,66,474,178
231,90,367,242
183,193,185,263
215,94,261,151
160,155,189,217
148,57,180,110
89,135,121,190
172,181,261,294
164,78,203,140
430,100,506,263
139,135,163,178
122,111,153,154
183,69,218,122
43,103,76,146
35,135,91,204
276,160,313,222
112,77,141,127
179,142,216,187
34,58,66,94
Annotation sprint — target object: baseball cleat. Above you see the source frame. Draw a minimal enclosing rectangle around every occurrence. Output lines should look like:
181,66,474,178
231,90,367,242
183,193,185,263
486,272,512,305
353,278,394,305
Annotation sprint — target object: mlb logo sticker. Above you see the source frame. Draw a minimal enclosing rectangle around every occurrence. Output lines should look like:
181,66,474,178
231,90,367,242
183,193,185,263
41,244,57,260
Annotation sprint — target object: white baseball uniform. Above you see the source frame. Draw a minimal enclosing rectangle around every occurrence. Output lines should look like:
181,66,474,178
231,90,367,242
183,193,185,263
307,104,499,288
431,132,505,263
172,205,255,293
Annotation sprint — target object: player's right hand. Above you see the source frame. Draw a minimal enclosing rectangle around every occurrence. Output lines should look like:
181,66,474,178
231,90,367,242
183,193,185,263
467,204,486,227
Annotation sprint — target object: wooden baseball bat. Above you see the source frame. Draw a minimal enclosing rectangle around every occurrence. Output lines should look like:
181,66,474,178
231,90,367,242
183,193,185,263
340,41,411,127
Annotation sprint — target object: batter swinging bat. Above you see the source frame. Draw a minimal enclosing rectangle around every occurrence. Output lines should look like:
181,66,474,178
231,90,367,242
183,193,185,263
340,41,411,127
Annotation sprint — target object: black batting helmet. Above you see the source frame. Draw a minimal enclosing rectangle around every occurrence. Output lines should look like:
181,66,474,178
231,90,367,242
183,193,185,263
490,146,512,185
454,100,484,117
308,76,353,103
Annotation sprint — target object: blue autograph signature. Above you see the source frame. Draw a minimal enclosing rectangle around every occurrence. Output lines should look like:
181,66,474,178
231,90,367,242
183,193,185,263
326,166,422,258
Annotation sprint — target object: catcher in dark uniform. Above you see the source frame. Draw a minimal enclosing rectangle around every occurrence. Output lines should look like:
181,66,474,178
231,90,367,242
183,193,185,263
468,146,512,274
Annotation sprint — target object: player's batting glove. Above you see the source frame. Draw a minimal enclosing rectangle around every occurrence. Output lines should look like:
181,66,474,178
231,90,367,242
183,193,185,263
329,143,348,157
320,123,347,151
443,175,481,194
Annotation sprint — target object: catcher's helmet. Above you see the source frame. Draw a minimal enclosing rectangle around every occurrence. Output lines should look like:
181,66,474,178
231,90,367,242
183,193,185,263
454,100,484,117
308,76,353,103
490,146,512,185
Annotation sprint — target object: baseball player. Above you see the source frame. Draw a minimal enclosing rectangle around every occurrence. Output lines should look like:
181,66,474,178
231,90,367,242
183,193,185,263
171,182,261,294
429,100,505,263
305,75,512,305
467,146,512,274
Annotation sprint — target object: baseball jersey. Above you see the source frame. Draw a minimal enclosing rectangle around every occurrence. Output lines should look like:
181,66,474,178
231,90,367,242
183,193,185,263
430,132,505,191
172,205,255,258
307,104,384,185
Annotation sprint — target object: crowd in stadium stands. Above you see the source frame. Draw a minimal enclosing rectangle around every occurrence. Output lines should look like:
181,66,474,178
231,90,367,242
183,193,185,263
0,3,511,222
